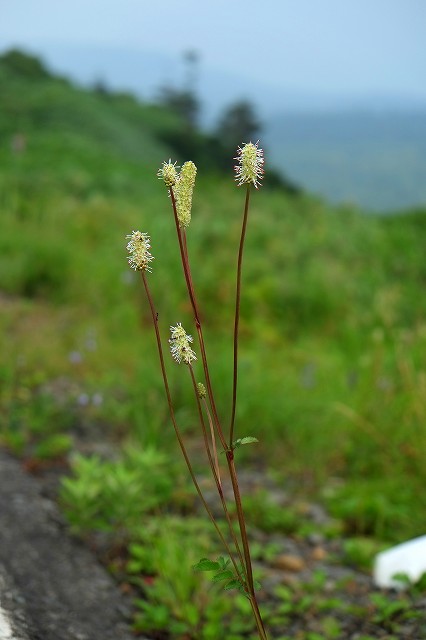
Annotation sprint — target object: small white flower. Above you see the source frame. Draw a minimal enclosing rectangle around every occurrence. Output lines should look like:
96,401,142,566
157,159,180,187
169,323,197,365
234,141,264,188
126,231,154,272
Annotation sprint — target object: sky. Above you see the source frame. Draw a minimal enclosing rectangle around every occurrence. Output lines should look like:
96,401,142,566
1,0,426,106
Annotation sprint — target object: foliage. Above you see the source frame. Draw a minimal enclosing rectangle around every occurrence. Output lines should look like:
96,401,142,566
60,446,186,533
0,365,73,459
128,516,256,639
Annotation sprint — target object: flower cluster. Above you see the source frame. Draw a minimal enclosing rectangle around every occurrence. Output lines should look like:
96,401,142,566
126,231,154,272
169,323,197,365
197,382,206,399
157,159,197,228
157,159,179,187
234,141,264,188
175,161,197,228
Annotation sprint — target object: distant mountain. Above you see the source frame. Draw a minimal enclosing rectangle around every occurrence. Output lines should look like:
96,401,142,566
264,109,426,212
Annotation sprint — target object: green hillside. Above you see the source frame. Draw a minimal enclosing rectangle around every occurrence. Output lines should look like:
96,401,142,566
2,51,426,636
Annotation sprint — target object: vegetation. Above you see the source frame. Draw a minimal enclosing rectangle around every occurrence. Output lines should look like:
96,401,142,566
1,49,426,638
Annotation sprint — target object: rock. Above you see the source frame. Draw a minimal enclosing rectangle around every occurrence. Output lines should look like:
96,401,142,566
311,546,327,561
272,554,306,572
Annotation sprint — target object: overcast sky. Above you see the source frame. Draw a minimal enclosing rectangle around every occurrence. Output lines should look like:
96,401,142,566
1,0,425,101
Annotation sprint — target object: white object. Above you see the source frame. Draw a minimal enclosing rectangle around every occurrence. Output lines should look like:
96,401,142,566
0,606,14,639
374,535,426,589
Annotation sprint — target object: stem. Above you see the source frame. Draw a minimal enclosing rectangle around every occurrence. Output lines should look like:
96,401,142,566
140,272,239,571
229,185,251,446
226,453,254,593
166,189,268,639
227,451,268,639
188,366,245,571
202,396,221,486
169,188,228,452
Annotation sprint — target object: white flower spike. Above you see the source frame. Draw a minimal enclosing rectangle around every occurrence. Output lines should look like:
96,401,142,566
234,141,264,188
126,231,154,272
169,323,197,365
157,159,180,187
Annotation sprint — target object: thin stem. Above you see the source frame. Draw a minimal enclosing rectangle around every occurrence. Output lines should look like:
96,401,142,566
140,272,238,570
169,188,228,451
226,452,254,593
166,189,268,639
229,185,251,446
188,366,245,573
188,368,220,488
202,396,221,486
226,452,268,639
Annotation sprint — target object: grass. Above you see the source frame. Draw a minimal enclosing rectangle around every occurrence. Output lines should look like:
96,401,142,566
2,47,426,638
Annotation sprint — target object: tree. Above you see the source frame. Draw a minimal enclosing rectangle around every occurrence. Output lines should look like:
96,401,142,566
215,100,261,152
0,49,51,80
157,87,199,132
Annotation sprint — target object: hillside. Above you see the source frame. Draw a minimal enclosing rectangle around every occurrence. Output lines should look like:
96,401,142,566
2,48,426,640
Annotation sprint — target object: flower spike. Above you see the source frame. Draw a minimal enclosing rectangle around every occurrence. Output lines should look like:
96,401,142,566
169,323,197,365
234,141,264,188
126,231,154,272
157,159,180,187
175,161,197,228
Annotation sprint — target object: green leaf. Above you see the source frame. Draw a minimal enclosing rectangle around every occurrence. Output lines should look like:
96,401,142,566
232,436,259,450
224,579,243,591
217,556,231,570
392,572,411,586
193,558,220,572
212,570,234,583
239,436,259,445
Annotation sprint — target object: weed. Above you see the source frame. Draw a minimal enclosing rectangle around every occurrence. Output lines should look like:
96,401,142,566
129,517,256,639
60,446,187,534
0,365,73,459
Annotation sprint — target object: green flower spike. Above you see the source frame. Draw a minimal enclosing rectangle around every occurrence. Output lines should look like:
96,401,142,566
175,161,197,228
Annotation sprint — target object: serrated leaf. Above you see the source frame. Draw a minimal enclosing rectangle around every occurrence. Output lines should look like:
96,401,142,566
193,558,220,572
217,556,231,570
239,436,259,445
232,439,243,449
224,579,243,591
212,570,234,583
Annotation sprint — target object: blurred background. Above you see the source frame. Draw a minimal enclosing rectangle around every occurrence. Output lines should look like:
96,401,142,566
1,2,426,636
2,0,426,210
